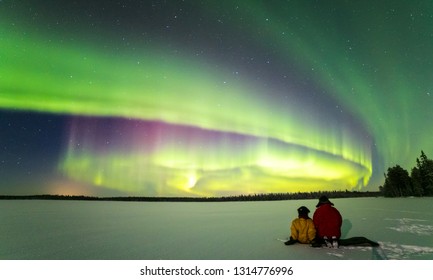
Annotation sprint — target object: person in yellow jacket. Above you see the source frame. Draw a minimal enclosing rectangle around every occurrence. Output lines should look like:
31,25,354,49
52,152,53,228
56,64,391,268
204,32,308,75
284,206,316,245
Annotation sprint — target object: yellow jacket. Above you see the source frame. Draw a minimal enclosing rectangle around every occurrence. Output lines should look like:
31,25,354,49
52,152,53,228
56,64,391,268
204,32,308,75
290,217,316,244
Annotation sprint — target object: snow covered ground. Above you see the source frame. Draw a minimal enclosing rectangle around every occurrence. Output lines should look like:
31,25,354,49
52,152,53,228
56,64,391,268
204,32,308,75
0,197,432,260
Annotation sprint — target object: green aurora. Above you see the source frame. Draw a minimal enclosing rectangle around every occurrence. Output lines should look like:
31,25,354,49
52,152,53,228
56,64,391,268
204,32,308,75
1,1,432,196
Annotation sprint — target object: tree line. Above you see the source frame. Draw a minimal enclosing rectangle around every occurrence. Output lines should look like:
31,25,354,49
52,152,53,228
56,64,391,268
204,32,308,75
380,151,433,197
0,190,380,202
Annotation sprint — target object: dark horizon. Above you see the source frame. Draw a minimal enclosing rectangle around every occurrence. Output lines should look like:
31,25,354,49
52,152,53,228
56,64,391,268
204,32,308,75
0,190,382,203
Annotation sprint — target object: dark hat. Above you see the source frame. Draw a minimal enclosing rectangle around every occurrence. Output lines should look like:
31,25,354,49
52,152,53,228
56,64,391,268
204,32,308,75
297,206,310,215
316,195,334,207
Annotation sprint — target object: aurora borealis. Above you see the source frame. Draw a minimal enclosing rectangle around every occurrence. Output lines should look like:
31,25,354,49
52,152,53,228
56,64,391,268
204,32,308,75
1,0,432,197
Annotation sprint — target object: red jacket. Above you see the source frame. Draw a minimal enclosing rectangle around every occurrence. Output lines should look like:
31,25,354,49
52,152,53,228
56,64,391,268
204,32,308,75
313,203,342,238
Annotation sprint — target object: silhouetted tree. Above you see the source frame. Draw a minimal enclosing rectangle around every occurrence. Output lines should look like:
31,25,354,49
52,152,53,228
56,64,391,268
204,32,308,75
382,165,412,197
410,167,424,196
411,151,433,196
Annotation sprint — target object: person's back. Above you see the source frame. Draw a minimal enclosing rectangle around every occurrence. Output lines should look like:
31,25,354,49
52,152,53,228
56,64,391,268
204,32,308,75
313,203,342,238
290,216,316,244
312,196,342,248
285,206,316,245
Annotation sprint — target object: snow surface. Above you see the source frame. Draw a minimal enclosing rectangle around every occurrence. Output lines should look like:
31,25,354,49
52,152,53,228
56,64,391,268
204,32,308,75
0,197,432,260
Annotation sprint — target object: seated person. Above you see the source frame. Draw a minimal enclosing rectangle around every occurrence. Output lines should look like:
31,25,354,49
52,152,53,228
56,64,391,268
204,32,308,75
285,206,316,245
312,195,342,248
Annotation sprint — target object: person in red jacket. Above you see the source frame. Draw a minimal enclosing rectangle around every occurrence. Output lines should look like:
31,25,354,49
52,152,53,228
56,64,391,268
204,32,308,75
312,195,342,248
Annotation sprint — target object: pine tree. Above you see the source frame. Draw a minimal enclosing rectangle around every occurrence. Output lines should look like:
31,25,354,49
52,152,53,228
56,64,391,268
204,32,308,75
382,165,412,197
410,167,424,196
412,151,433,196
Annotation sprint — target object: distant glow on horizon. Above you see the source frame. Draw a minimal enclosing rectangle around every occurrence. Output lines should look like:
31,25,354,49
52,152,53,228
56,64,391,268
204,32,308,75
58,118,371,196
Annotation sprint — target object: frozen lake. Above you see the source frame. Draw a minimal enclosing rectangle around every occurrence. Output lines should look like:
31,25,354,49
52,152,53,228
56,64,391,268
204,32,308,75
1,197,432,260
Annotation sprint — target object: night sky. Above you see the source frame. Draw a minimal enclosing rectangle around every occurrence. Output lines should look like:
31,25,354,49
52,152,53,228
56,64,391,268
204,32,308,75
1,0,432,197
